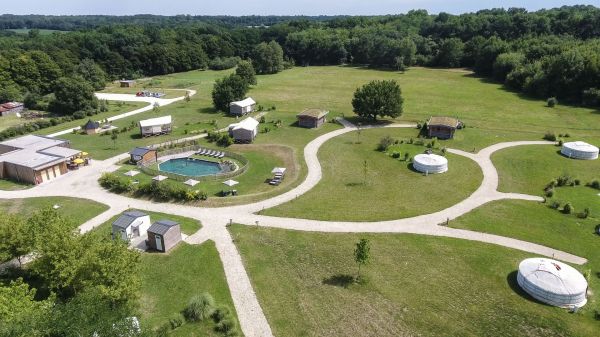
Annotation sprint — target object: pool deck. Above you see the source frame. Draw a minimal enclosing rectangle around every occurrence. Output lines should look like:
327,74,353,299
156,151,197,163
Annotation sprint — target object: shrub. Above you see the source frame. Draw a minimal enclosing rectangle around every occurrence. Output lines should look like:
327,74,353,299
556,175,572,187
262,126,271,133
564,133,570,138
558,139,563,146
547,97,558,107
578,208,590,219
215,318,237,334
562,202,574,214
217,134,234,147
377,136,395,151
588,180,600,189
259,116,266,123
404,153,409,161
545,189,554,198
183,293,215,322
549,201,560,209
408,138,413,144
543,132,557,141
391,152,400,159
574,179,580,186
169,314,184,330
211,306,232,323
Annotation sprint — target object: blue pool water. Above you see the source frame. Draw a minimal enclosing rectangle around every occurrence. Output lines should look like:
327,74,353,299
159,158,222,177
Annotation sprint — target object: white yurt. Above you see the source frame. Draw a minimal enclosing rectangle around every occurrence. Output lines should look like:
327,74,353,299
413,153,448,174
560,141,599,160
517,258,588,308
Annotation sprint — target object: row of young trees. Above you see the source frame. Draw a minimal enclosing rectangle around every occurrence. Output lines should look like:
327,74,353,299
0,209,140,336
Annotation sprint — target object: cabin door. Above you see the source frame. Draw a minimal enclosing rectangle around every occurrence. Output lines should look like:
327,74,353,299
155,235,163,251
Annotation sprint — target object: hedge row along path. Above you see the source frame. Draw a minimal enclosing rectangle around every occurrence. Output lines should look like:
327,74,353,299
0,97,586,337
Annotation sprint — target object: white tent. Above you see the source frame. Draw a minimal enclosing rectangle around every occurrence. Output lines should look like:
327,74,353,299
152,175,168,181
271,167,286,174
517,258,588,308
413,154,448,174
561,141,598,160
124,170,140,177
222,179,239,187
184,179,199,186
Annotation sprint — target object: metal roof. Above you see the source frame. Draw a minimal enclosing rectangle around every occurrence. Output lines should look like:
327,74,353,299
0,135,67,151
148,220,180,235
229,117,259,131
130,147,153,156
112,211,148,229
139,115,172,127
38,146,81,158
230,97,256,108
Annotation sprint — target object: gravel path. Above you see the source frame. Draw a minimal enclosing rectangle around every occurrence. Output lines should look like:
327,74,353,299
0,114,584,337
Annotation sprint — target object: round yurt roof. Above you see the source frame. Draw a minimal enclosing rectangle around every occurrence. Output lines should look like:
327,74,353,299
562,141,599,153
413,153,448,166
518,258,587,297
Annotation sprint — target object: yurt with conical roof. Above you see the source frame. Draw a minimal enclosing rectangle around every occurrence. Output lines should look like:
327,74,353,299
517,258,588,308
413,153,448,174
560,141,598,160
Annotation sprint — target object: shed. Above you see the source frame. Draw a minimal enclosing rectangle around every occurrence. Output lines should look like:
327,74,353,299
139,115,172,137
228,117,259,143
83,119,100,135
517,258,588,308
229,97,256,116
120,80,136,88
297,108,329,128
147,220,182,252
112,211,151,241
129,147,157,164
427,116,460,139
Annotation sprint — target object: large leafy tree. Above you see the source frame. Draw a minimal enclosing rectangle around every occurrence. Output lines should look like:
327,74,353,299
0,214,33,268
211,74,249,112
49,75,98,114
352,80,404,120
235,59,257,86
435,38,464,67
75,58,107,91
252,41,284,74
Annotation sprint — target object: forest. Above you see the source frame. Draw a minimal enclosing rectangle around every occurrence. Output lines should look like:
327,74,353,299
1,5,600,114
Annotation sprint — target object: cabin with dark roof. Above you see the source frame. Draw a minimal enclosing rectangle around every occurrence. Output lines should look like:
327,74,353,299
427,116,460,139
146,220,182,252
297,108,329,128
129,147,157,164
83,119,100,135
111,210,151,241
119,80,136,88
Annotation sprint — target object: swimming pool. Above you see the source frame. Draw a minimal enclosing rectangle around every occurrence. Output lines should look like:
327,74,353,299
159,158,223,177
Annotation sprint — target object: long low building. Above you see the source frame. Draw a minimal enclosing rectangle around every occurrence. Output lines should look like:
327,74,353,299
0,135,82,185
139,115,172,137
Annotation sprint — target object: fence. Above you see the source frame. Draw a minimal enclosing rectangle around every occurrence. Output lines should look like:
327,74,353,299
137,144,249,182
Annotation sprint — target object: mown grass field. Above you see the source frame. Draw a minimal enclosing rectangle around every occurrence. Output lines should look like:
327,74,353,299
492,144,600,195
0,197,108,228
138,242,241,337
231,224,597,337
263,127,482,221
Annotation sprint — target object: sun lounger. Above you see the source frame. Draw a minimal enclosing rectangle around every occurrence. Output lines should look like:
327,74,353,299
209,150,216,157
197,149,206,155
218,152,225,158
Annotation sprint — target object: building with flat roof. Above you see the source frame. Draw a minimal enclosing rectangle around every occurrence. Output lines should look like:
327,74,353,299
0,135,82,185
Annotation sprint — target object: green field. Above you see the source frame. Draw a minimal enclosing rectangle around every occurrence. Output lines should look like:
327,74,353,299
493,145,600,195
138,242,241,336
0,197,108,228
0,179,32,191
231,225,597,337
263,127,482,221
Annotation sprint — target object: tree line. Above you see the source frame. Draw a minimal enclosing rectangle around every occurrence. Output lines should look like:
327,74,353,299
1,5,600,114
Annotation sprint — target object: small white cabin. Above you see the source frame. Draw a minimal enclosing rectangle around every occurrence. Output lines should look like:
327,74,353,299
112,211,151,241
139,116,172,137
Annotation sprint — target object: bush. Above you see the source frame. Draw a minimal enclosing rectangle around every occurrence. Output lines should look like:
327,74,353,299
562,202,574,214
547,97,558,107
543,132,557,141
558,139,563,146
549,201,560,209
215,318,237,334
545,189,554,198
377,136,395,151
574,179,580,185
217,134,234,147
556,175,572,187
169,314,184,330
259,116,266,123
404,153,409,161
391,151,400,159
209,56,241,70
588,180,600,189
211,306,232,323
578,208,590,219
183,293,215,322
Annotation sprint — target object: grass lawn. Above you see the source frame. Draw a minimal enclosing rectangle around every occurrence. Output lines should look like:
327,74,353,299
0,197,108,228
230,224,597,337
493,145,600,195
0,179,33,191
448,199,599,320
263,127,482,221
89,209,202,238
138,242,241,336
0,114,28,131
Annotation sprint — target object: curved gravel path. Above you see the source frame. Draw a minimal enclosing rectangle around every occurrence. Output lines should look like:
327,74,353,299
0,116,584,337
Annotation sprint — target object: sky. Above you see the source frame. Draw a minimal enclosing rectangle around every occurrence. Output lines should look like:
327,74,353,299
1,0,597,16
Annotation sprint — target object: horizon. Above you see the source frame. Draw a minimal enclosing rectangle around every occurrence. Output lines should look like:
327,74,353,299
1,1,597,16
